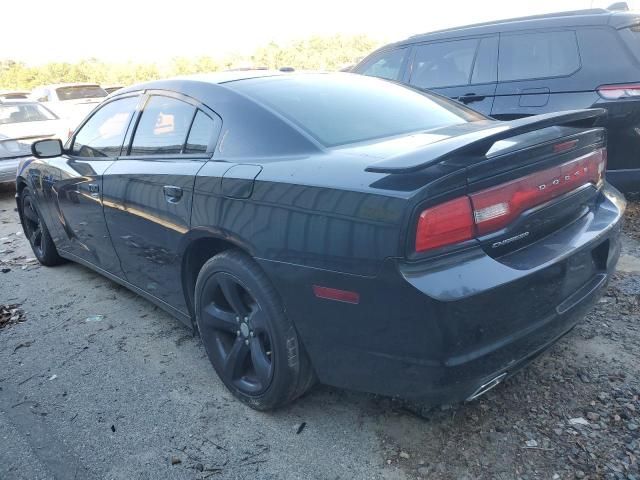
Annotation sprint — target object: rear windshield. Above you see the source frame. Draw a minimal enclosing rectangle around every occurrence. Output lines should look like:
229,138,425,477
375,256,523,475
230,74,483,147
56,86,108,101
0,104,58,124
620,25,640,63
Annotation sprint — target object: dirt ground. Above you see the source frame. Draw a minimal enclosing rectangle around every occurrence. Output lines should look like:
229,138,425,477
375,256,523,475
0,184,638,480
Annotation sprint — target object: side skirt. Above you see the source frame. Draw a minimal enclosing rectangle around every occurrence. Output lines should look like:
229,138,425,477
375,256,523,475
58,249,194,331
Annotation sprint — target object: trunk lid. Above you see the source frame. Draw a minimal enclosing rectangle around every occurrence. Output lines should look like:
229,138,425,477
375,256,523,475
364,109,608,258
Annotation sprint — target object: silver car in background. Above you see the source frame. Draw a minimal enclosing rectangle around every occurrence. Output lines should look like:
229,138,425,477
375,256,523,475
0,100,68,184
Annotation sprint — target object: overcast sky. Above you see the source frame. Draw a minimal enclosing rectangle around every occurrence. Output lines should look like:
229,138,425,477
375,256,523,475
3,0,639,64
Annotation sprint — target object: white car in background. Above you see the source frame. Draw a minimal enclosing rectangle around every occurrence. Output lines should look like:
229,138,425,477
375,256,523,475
0,100,69,184
0,91,31,100
30,83,107,127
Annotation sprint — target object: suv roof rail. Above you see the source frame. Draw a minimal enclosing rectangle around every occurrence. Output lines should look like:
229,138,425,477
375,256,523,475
608,2,629,11
408,8,610,39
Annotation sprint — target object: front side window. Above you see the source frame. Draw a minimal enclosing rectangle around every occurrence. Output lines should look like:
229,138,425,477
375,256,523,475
71,96,139,158
357,48,408,81
410,39,479,89
499,31,580,81
129,96,195,156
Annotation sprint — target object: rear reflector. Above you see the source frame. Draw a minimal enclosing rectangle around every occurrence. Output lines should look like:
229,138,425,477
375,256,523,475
415,148,606,252
597,83,640,100
313,285,360,304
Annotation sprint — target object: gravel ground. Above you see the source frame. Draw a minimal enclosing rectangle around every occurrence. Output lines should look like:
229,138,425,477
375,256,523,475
0,185,638,480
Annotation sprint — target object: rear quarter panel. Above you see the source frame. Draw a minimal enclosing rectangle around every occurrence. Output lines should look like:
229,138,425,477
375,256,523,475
190,156,410,277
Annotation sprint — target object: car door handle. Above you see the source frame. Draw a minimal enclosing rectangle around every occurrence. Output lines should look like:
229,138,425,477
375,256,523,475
458,93,486,104
88,183,100,197
163,185,183,203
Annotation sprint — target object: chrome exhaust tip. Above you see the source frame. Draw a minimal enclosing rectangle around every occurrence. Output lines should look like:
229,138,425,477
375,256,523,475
466,373,507,402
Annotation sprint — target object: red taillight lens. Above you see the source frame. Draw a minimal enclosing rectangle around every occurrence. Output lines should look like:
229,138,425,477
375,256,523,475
597,83,640,100
415,148,606,252
415,196,474,252
470,148,606,235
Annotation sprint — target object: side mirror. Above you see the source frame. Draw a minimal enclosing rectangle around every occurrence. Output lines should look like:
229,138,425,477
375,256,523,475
31,139,63,158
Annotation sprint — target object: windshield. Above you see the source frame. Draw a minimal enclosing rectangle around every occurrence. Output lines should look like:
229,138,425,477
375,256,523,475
230,73,483,147
0,104,58,124
56,85,108,101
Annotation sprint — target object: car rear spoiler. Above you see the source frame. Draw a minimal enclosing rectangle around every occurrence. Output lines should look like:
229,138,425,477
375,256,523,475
365,109,606,174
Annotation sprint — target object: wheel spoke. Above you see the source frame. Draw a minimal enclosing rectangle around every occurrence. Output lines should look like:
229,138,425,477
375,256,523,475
202,303,238,334
250,337,272,386
250,307,268,333
218,275,248,316
224,337,250,380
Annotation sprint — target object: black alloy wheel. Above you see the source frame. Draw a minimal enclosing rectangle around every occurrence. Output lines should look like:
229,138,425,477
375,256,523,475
20,188,64,266
199,271,274,394
22,193,44,258
194,251,315,410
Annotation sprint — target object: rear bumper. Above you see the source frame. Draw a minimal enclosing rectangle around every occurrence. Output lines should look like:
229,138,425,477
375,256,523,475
258,186,625,404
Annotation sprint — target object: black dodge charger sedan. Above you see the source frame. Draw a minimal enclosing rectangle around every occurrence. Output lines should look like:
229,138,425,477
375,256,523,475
17,72,624,410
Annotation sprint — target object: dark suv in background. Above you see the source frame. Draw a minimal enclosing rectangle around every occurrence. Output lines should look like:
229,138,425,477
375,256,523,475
352,5,640,192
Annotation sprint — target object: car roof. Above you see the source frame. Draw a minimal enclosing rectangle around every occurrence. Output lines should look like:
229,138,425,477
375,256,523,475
113,70,294,97
382,8,640,48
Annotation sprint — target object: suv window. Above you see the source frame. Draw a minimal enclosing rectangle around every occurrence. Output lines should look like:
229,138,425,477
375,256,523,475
71,96,139,158
129,96,195,156
620,25,640,63
185,110,217,153
357,48,408,81
499,31,580,81
471,36,498,84
410,39,478,89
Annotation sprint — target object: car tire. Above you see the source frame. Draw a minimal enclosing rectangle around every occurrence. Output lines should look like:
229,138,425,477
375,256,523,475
20,187,65,267
194,250,316,410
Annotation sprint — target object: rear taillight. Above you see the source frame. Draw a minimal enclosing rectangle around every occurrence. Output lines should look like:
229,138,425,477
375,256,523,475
415,196,474,252
597,83,640,100
415,148,606,253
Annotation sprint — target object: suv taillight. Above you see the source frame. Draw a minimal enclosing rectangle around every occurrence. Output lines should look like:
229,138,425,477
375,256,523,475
597,83,640,100
415,148,606,253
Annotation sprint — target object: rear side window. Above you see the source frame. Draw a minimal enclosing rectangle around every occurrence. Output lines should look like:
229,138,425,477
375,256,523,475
499,31,580,81
410,39,478,89
620,25,640,63
130,96,195,156
72,96,138,158
357,49,408,81
185,110,217,153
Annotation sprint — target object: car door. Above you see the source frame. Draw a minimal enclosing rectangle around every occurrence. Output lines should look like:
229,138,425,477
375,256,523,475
406,36,498,115
102,92,221,313
43,94,140,276
491,30,582,120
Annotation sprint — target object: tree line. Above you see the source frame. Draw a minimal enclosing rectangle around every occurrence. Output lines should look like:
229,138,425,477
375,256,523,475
0,35,380,90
